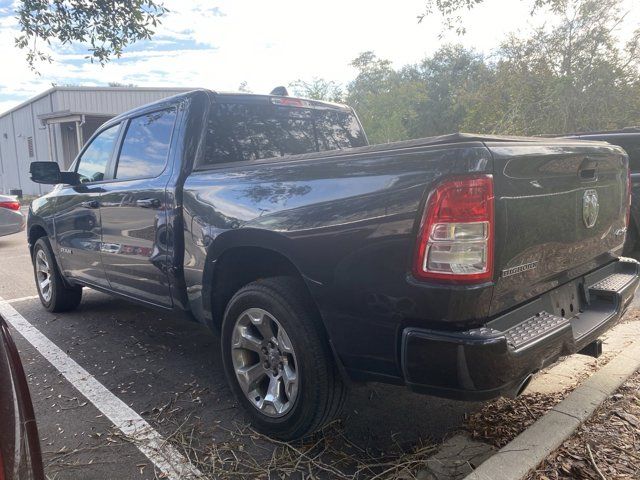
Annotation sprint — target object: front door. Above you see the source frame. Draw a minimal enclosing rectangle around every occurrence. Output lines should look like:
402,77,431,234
55,123,121,288
99,107,177,307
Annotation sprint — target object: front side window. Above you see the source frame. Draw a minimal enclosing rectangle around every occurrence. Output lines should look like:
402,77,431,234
76,124,120,183
115,108,177,180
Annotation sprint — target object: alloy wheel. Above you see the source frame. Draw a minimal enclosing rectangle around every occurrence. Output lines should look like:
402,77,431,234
231,307,299,417
35,249,52,302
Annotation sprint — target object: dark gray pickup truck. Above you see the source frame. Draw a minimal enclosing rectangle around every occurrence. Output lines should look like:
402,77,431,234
27,89,639,439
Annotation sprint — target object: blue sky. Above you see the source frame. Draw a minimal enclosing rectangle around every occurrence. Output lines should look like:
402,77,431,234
0,0,638,113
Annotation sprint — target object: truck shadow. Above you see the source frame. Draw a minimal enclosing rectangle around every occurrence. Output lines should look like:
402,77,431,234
37,291,485,475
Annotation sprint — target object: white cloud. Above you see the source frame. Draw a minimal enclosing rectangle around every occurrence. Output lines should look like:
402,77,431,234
0,0,638,112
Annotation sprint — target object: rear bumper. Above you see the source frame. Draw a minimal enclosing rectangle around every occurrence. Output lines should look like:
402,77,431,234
401,258,640,400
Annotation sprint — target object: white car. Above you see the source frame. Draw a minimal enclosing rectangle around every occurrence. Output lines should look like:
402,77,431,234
0,194,25,237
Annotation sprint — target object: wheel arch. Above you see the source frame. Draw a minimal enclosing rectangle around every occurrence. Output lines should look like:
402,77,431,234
204,241,350,384
27,223,50,255
205,241,314,331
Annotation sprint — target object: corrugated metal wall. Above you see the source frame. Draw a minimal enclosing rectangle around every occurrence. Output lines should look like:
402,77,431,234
0,88,191,196
53,88,189,115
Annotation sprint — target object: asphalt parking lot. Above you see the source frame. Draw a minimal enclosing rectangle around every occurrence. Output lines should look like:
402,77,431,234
0,227,484,479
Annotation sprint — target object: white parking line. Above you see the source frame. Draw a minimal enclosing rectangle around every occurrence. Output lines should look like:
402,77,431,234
0,297,204,480
7,295,40,303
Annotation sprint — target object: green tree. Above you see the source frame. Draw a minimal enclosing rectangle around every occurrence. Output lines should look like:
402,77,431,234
15,0,168,71
409,44,491,137
289,78,344,102
464,0,640,134
108,82,138,87
238,81,252,93
346,52,426,143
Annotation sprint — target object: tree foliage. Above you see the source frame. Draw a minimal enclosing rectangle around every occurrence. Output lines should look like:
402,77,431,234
108,82,138,87
345,52,426,143
289,78,344,103
335,0,639,143
15,0,168,71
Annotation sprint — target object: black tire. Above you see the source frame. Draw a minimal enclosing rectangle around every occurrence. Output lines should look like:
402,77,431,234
32,237,82,313
221,277,346,440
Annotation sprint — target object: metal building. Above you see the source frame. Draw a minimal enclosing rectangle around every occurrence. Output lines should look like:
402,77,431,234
0,87,192,196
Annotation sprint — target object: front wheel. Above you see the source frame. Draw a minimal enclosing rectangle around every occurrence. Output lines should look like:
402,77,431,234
221,277,345,440
32,238,82,313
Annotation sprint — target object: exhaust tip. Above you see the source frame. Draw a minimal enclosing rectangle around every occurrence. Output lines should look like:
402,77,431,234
516,374,533,397
505,374,534,398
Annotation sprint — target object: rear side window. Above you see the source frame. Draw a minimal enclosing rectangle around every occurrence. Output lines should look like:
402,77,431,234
115,108,177,180
315,110,367,151
202,102,366,166
76,124,120,183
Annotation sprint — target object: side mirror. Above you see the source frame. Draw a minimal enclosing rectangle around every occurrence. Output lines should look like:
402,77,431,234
29,161,79,185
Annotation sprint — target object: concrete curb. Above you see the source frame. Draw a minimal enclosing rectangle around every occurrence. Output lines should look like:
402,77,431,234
463,340,640,480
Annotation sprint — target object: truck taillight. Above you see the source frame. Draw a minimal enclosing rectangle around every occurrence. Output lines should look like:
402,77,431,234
413,175,494,283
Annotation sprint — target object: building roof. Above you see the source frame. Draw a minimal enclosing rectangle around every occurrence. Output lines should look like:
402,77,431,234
36,109,114,125
0,86,195,120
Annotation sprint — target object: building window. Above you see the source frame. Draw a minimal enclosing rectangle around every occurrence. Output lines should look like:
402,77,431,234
27,136,34,158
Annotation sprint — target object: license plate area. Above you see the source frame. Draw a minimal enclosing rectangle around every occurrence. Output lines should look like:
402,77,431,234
549,282,581,319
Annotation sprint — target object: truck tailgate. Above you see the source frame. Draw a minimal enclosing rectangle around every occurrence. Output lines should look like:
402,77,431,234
488,141,629,315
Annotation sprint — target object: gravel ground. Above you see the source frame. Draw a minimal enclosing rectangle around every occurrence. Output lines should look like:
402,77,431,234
525,371,640,480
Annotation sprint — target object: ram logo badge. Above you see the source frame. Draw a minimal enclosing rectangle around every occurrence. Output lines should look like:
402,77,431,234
582,189,599,229
502,261,538,278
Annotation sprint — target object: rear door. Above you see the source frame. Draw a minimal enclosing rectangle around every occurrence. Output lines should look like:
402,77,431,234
489,141,628,315
55,123,121,287
98,107,178,307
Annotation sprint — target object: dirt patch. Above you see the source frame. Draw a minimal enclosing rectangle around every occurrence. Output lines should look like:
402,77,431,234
526,371,640,480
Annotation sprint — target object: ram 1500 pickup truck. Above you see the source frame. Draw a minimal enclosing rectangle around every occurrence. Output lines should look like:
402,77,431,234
27,89,639,440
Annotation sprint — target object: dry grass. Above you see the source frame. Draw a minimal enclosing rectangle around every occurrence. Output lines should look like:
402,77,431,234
110,417,443,479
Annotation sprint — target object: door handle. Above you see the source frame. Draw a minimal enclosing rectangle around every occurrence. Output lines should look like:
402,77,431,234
80,200,99,209
579,168,597,180
579,158,598,181
136,198,161,209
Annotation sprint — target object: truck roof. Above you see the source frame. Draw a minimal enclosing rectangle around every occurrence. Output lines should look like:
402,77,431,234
107,88,353,125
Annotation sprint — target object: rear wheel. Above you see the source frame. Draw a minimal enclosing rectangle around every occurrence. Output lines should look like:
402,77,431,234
32,238,82,312
221,277,345,440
